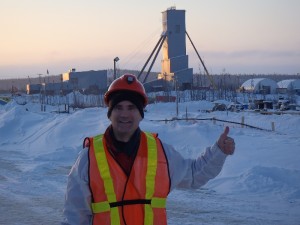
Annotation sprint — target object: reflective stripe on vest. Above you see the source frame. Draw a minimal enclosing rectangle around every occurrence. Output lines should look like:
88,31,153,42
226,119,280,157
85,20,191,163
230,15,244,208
91,132,167,225
92,134,121,225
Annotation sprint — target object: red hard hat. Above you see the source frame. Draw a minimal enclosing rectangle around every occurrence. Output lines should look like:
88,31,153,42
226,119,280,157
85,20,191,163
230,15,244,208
104,74,148,107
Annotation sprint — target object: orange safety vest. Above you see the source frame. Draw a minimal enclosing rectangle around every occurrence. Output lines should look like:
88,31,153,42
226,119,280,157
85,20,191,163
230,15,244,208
88,131,170,225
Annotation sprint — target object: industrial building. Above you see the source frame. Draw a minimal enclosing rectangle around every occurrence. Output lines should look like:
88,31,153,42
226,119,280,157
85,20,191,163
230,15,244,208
62,69,108,94
158,7,193,89
139,7,195,91
27,69,108,95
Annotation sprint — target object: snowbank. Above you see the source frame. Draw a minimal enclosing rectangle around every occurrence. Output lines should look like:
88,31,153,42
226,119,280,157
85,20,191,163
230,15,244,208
0,100,299,225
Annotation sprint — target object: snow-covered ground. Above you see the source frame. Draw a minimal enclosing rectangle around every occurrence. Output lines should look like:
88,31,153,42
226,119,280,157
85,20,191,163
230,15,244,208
0,100,300,225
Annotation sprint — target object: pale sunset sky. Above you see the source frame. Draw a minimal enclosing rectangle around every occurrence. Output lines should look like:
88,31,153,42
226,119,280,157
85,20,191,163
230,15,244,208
0,0,299,79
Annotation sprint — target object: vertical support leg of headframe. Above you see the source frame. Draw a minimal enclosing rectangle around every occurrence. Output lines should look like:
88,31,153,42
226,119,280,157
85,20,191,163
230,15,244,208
143,35,167,83
186,31,216,89
138,34,166,82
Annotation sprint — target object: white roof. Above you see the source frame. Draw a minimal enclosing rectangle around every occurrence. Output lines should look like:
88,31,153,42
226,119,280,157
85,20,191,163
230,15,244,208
241,78,278,91
277,79,300,89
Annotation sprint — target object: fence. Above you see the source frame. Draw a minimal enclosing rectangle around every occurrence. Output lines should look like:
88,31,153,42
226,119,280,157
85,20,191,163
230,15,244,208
14,92,105,109
149,116,276,132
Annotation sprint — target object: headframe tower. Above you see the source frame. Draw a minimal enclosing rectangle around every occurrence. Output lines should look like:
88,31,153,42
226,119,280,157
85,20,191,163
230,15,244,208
139,7,214,90
158,7,193,89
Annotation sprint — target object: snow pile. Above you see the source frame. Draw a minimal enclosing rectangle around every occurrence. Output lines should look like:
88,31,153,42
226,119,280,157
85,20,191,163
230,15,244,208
0,99,300,225
209,166,300,199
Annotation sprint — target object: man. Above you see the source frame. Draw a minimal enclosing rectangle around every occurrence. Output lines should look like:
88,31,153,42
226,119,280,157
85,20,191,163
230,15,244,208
62,74,235,225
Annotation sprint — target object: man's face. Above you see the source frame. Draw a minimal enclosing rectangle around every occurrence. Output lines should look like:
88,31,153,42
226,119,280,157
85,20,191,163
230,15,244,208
109,100,142,142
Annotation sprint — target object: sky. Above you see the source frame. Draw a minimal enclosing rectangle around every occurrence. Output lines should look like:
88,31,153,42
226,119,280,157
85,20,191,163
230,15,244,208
0,0,300,79
0,95,300,224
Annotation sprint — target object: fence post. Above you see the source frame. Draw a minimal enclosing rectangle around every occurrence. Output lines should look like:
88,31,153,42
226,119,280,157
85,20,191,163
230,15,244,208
186,106,188,121
271,122,275,131
213,117,216,125
241,116,245,128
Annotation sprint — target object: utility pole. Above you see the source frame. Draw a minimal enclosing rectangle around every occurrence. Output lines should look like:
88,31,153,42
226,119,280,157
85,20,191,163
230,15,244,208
38,73,45,112
113,57,119,80
175,77,179,117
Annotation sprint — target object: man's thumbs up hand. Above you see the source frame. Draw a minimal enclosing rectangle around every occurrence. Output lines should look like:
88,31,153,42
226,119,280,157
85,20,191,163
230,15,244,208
217,126,235,155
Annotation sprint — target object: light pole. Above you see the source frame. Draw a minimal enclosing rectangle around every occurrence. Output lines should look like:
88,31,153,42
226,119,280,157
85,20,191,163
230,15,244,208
113,57,119,80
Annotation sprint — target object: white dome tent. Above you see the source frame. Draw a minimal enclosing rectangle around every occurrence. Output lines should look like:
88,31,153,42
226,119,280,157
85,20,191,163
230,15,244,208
240,78,278,94
277,79,300,94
